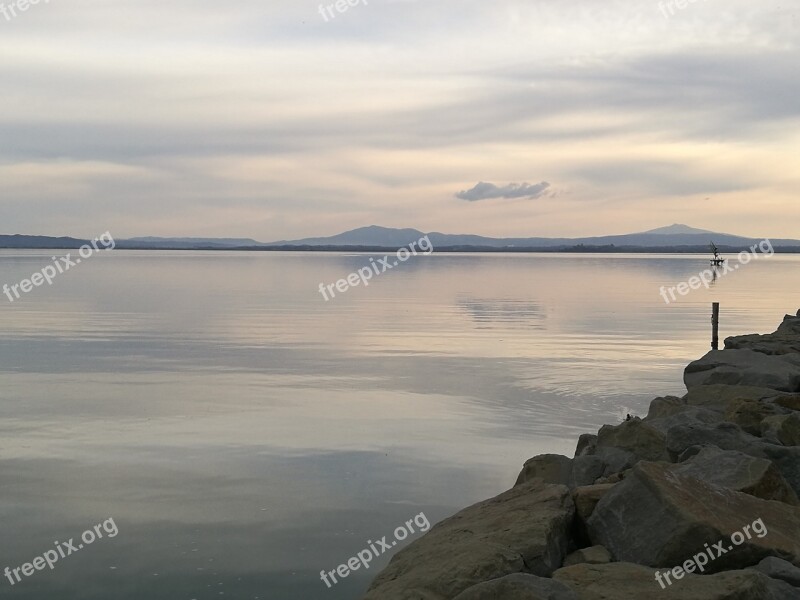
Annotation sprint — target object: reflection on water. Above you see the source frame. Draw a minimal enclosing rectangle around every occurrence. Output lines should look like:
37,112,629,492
0,250,797,599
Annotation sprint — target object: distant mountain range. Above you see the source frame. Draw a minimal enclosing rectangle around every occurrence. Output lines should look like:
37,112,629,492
1,224,798,252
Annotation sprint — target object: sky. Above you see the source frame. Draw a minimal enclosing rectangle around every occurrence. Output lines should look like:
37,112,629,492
1,0,798,241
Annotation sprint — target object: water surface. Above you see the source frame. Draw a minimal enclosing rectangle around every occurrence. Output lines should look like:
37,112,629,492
0,250,796,599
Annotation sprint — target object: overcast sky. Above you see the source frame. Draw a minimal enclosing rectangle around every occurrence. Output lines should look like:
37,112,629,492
1,0,798,240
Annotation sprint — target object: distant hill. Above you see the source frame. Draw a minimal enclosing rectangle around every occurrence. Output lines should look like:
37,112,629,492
262,224,798,250
0,234,90,248
3,225,799,251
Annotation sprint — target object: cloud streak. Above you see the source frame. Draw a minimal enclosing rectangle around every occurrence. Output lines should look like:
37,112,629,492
456,181,551,201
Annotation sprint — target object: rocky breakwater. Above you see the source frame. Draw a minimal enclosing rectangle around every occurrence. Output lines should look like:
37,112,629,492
363,311,800,600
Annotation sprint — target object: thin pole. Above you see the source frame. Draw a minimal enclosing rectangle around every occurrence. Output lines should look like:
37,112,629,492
711,302,720,350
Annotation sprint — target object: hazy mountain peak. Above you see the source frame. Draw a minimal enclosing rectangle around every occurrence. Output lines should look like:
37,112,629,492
642,224,716,235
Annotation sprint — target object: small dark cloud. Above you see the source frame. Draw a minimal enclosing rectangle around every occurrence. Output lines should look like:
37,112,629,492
456,181,551,201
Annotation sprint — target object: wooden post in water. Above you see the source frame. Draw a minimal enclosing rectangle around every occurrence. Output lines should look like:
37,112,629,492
711,302,720,350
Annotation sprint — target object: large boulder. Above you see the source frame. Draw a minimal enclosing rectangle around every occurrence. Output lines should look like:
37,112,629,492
646,407,722,435
775,395,800,413
665,422,760,459
761,413,800,447
724,314,800,356
684,350,800,393
670,446,799,505
452,574,578,600
553,562,798,600
515,454,574,487
752,556,800,587
586,462,800,572
573,484,616,524
724,333,800,355
724,398,784,436
596,418,670,462
645,396,687,420
363,480,575,600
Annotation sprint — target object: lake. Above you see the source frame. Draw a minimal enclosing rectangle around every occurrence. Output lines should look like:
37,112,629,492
0,250,797,599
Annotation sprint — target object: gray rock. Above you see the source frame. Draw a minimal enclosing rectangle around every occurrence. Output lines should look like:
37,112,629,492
684,349,800,393
761,413,800,446
569,456,605,488
775,395,800,413
563,545,611,567
752,556,800,587
665,421,761,460
515,454,573,488
592,446,638,477
574,434,597,457
363,480,575,600
725,398,785,436
684,384,784,412
586,461,800,572
645,395,686,420
452,574,578,600
554,562,800,600
646,407,722,435
725,333,800,356
572,484,616,524
596,418,670,463
670,447,799,505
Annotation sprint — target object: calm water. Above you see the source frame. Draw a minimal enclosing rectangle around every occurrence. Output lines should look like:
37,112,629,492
0,250,797,599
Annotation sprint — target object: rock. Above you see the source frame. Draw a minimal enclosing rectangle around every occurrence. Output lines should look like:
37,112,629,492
452,574,579,600
574,434,597,457
553,562,798,600
572,484,616,523
684,385,784,412
725,399,783,436
776,314,800,336
594,470,627,485
665,422,759,460
569,456,605,488
563,545,611,567
775,395,800,412
752,556,800,587
586,462,800,572
572,483,616,547
684,349,800,393
363,480,575,600
596,419,670,463
516,454,573,488
761,413,800,446
514,454,604,490
592,446,637,477
645,396,686,420
670,447,799,506
646,407,722,435
724,333,800,355
758,445,800,497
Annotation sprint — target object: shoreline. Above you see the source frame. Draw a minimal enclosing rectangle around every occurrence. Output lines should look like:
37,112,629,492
362,311,800,599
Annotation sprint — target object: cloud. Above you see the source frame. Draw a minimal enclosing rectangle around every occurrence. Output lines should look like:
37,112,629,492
456,181,551,202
